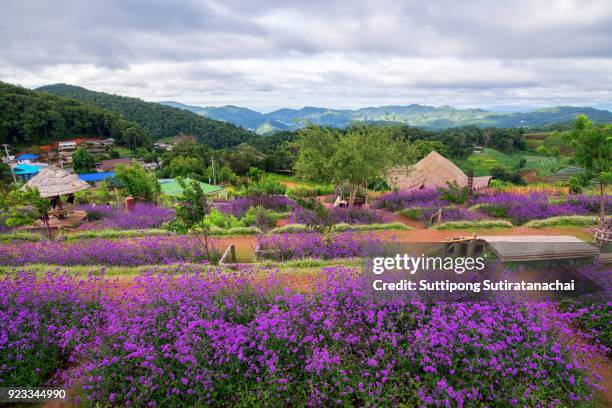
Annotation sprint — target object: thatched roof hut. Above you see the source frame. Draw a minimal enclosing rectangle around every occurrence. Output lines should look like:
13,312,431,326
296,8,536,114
21,166,90,198
388,151,491,190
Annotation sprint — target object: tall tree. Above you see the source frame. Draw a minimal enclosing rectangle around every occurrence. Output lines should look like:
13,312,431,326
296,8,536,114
295,125,411,207
72,147,96,173
175,178,212,259
115,162,160,202
564,114,611,225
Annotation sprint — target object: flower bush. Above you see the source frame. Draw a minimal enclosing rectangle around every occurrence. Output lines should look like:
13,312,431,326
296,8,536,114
256,232,383,260
291,206,387,225
0,272,107,386
66,267,604,407
469,192,590,224
374,189,442,211
0,235,220,266
78,203,175,230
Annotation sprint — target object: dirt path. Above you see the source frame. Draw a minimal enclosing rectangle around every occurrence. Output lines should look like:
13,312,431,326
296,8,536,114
374,226,592,242
211,226,592,264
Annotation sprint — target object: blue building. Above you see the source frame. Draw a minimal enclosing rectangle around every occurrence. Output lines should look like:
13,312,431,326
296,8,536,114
77,171,115,186
15,153,39,164
13,163,41,180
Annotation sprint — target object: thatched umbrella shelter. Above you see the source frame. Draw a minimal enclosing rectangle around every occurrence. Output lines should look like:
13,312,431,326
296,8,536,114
387,151,492,191
21,166,90,198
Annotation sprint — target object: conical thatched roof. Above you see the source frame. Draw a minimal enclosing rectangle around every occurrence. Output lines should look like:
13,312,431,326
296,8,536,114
388,151,491,190
21,166,90,198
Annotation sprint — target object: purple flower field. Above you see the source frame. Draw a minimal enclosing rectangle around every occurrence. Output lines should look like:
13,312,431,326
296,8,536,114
469,192,595,224
291,206,389,225
0,236,220,266
376,189,610,225
78,203,175,230
257,232,383,260
1,268,606,406
214,196,295,218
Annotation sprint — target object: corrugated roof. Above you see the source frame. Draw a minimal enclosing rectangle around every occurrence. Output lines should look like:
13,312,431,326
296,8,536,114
13,163,41,175
78,172,115,182
16,153,39,160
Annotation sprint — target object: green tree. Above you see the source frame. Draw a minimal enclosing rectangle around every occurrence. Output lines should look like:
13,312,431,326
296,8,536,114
564,115,611,225
0,187,51,236
175,177,212,259
295,125,410,207
115,162,160,202
0,162,14,185
72,147,96,173
166,157,206,179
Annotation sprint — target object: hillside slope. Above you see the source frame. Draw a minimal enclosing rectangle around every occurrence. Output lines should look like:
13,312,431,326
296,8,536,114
163,101,612,134
0,81,149,147
38,84,255,148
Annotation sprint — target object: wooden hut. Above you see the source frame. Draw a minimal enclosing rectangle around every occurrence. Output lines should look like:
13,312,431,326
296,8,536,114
388,151,491,190
22,166,90,198
21,166,90,225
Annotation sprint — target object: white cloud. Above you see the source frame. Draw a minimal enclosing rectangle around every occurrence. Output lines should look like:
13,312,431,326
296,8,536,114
1,0,611,111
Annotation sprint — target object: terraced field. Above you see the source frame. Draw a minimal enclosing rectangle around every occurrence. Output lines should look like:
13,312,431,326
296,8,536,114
545,165,585,182
460,148,566,176
524,131,572,154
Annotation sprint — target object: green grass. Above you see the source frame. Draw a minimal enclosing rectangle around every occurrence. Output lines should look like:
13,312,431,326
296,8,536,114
433,220,514,230
458,148,566,177
524,131,570,152
266,174,333,191
331,222,410,232
523,215,607,228
0,259,360,278
209,226,262,236
270,223,411,234
112,146,133,158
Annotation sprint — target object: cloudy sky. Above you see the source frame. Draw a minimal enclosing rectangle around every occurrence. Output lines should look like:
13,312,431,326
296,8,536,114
1,0,611,112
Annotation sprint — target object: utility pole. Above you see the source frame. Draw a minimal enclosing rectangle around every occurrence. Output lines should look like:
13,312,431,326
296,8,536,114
211,156,216,185
2,144,17,183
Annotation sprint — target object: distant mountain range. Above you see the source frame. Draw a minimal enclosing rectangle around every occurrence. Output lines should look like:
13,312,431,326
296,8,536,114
162,101,612,134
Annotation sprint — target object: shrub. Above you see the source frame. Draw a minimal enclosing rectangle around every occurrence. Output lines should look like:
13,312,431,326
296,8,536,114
0,272,106,386
78,203,175,230
0,236,222,266
256,232,382,260
241,176,286,197
469,192,590,224
286,186,318,199
438,181,469,204
398,207,423,220
374,189,442,211
73,267,602,407
292,206,386,226
204,207,242,229
214,196,295,218
241,206,283,230
114,162,160,202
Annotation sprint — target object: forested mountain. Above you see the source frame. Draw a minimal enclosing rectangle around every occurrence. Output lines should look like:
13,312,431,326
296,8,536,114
163,101,612,134
0,81,149,147
37,84,255,148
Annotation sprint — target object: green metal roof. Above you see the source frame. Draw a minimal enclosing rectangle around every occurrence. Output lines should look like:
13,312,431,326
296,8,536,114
159,178,224,197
